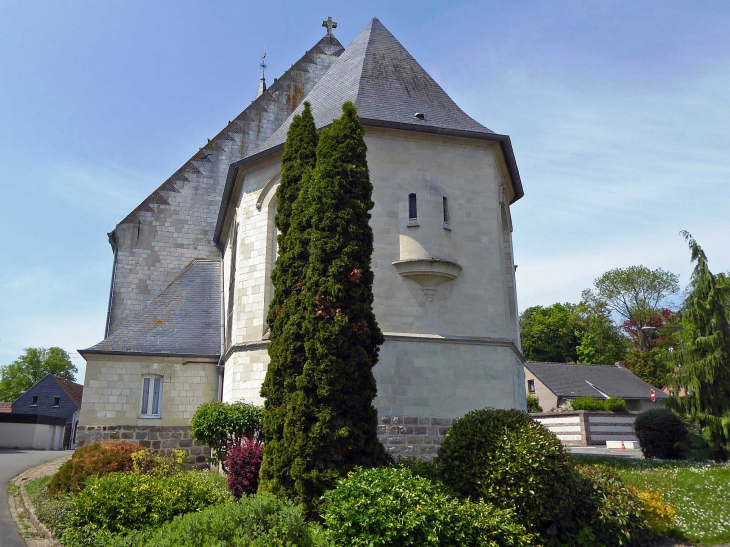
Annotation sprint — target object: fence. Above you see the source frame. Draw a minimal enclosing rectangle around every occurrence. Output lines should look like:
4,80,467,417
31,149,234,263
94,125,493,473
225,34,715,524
531,410,639,447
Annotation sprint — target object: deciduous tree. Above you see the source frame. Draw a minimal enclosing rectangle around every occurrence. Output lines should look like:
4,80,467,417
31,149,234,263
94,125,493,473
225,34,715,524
0,347,77,402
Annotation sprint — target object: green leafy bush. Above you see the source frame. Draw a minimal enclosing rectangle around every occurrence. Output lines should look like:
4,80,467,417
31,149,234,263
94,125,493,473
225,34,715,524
48,441,140,495
190,401,264,465
634,408,688,459
574,464,654,546
321,466,535,547
61,470,229,545
526,394,543,413
570,396,626,411
436,408,577,540
99,494,330,547
131,448,186,476
604,395,628,412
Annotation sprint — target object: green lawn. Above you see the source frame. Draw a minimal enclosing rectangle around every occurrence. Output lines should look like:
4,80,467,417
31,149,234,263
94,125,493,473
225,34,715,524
575,456,730,545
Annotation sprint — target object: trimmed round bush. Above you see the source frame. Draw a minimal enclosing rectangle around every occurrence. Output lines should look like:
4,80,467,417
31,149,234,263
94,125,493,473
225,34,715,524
190,401,264,466
634,408,688,459
574,465,654,546
48,441,140,495
436,408,577,538
321,466,535,547
225,436,263,499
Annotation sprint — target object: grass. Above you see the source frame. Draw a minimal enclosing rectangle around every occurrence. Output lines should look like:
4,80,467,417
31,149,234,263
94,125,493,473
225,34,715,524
574,456,730,545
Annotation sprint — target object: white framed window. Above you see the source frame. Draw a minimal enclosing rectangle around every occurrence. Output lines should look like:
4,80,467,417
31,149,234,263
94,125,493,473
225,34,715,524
140,375,163,418
527,379,535,394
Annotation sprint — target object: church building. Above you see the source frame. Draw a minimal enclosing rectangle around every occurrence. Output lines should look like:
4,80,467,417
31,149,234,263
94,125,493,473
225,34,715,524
78,17,526,461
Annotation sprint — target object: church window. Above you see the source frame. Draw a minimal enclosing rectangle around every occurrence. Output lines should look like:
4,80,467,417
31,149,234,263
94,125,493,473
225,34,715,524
443,196,450,227
140,375,162,417
31,396,38,406
527,379,535,394
408,193,417,220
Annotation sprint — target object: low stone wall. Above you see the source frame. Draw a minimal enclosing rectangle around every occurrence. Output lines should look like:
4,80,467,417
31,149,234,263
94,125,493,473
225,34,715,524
532,411,639,447
378,415,457,459
76,425,211,469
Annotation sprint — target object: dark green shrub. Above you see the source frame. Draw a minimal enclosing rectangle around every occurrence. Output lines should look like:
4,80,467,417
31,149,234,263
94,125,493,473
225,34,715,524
526,394,543,413
100,494,330,547
321,467,536,547
61,470,229,544
436,408,577,540
604,395,628,411
48,441,140,495
570,396,627,411
634,408,688,459
190,400,263,466
574,465,653,546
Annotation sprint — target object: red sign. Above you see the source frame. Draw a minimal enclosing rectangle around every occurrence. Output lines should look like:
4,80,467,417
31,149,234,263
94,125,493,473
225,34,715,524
651,389,656,402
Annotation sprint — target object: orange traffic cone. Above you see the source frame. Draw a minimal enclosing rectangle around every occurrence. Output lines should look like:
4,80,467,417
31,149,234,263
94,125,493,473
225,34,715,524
621,440,626,451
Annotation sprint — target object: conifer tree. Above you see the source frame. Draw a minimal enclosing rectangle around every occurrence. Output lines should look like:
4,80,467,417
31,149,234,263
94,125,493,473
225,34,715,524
288,102,387,513
669,232,730,459
259,103,318,496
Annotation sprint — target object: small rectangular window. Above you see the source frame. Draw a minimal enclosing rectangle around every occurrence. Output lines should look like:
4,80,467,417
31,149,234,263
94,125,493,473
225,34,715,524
53,397,60,407
408,193,417,220
140,376,163,417
443,196,450,224
670,390,676,396
527,380,535,394
31,396,38,406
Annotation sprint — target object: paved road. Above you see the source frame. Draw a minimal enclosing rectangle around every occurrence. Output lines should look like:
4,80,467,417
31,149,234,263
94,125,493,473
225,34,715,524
1,449,73,547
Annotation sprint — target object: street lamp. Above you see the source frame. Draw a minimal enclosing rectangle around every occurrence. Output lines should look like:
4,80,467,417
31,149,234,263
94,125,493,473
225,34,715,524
641,325,685,351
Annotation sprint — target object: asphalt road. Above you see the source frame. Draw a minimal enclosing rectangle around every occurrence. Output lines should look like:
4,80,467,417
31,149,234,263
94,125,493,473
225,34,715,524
0,449,73,547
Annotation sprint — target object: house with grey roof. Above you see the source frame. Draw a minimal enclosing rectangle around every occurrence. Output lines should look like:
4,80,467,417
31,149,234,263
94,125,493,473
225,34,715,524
525,361,667,412
78,17,526,461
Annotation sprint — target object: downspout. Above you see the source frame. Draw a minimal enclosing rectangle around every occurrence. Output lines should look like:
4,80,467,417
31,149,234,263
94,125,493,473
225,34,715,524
215,250,226,401
104,230,118,338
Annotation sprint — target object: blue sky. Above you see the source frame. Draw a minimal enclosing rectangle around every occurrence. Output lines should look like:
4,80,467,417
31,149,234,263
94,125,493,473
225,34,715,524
1,1,728,382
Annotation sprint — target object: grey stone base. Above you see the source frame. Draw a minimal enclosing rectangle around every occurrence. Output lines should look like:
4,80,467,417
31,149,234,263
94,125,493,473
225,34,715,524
76,425,212,469
377,416,457,460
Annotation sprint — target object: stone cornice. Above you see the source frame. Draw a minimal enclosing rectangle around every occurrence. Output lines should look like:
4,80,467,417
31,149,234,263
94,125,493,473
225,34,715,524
224,332,525,363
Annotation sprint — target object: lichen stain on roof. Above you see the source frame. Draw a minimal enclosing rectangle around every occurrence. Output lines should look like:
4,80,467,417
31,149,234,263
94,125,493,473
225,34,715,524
83,260,222,357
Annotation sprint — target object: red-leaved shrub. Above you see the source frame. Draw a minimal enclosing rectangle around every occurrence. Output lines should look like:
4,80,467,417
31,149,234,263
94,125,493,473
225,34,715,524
225,436,263,499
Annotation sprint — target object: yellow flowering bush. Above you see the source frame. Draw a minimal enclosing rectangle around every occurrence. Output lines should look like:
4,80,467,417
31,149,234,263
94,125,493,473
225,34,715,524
637,490,677,536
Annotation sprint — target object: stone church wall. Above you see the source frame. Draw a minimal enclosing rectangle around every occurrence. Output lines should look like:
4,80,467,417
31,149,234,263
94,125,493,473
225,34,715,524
219,128,526,459
78,354,218,467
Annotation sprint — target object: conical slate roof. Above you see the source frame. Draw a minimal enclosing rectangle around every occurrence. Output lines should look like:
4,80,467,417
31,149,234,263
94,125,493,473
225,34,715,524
257,18,492,153
82,260,221,357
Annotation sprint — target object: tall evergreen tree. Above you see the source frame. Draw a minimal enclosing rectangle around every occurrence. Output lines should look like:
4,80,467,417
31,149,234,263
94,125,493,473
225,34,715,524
280,102,387,513
669,232,730,459
259,103,318,496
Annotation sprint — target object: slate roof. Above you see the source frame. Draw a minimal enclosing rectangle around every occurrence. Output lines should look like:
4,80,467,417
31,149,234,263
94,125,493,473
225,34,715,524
526,362,668,400
0,402,11,413
82,260,221,357
53,376,83,408
258,18,493,152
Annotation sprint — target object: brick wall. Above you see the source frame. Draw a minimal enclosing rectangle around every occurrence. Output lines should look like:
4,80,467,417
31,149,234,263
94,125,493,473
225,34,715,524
378,416,457,460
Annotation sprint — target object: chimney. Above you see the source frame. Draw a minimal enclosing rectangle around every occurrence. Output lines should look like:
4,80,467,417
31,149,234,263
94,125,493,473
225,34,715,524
59,373,66,379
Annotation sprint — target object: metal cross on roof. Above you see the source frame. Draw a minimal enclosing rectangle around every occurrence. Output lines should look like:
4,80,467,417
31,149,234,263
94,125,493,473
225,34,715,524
322,16,337,36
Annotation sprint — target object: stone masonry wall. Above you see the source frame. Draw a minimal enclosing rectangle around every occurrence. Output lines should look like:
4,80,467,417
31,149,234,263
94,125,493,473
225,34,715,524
378,415,457,460
76,425,212,469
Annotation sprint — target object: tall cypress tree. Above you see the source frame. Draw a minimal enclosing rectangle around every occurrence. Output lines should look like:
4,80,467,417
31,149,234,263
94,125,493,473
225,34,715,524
290,101,387,513
670,232,730,459
259,103,318,496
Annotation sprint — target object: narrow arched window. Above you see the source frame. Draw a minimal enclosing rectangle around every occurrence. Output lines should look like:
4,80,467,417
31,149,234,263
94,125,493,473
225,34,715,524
408,193,417,220
443,197,450,225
